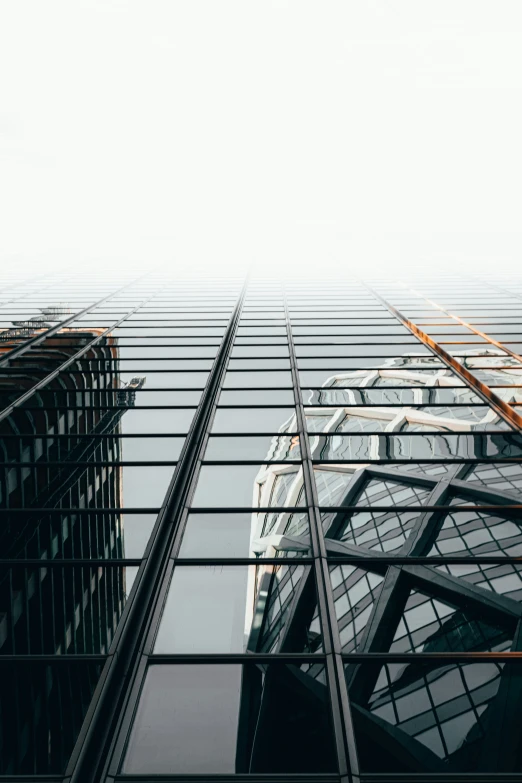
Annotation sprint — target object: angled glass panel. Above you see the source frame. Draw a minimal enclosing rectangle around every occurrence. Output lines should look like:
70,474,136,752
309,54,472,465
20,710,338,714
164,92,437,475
223,371,293,388
228,358,291,370
212,407,297,433
192,464,306,508
123,662,337,774
121,408,196,433
219,389,295,405
295,344,429,357
179,511,311,558
231,345,289,357
118,371,209,388
348,661,506,773
154,564,321,653
203,434,301,461
390,589,512,653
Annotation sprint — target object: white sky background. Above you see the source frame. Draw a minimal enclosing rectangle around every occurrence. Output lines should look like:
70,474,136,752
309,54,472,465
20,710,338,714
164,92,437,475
1,1,522,281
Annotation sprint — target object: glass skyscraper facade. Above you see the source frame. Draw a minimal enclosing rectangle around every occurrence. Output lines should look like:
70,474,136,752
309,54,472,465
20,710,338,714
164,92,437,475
1,270,522,782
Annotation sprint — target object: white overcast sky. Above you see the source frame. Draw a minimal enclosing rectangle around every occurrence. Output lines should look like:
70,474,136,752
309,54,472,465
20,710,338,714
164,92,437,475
1,1,522,280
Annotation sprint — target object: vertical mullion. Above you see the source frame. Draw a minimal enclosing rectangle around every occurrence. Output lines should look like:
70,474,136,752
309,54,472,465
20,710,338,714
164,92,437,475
283,288,359,783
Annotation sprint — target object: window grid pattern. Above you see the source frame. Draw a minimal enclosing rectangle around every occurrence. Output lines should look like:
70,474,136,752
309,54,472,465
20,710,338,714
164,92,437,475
1,274,522,782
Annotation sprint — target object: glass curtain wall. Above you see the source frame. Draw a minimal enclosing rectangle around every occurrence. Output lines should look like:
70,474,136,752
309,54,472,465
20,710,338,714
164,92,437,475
1,271,522,782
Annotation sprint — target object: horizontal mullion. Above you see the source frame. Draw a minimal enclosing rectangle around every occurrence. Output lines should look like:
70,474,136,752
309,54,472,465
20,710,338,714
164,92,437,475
313,458,522,464
300,385,470,390
15,405,201,410
317,504,522,512
3,461,179,466
149,653,327,664
0,558,142,566
172,557,315,565
1,368,213,373
325,556,522,565
4,433,191,438
339,652,522,662
0,654,108,663
200,460,301,465
180,506,307,513
3,507,161,513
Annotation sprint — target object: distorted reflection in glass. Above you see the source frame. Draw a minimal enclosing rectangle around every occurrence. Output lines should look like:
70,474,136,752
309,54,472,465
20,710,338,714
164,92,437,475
154,564,322,654
123,662,337,774
347,661,507,773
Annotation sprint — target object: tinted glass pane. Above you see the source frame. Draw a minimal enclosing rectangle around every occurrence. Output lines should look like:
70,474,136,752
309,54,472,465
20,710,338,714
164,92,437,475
347,661,509,773
0,661,102,774
223,371,293,388
179,511,311,558
220,389,295,404
155,564,320,654
212,407,296,433
124,662,337,773
192,465,306,507
203,434,301,460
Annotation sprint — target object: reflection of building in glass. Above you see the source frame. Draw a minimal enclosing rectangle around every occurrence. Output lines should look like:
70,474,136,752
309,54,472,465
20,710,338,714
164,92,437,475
0,323,144,772
248,353,522,773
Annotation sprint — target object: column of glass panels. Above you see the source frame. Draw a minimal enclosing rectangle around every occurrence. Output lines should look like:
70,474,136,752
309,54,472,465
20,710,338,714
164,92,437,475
0,274,240,776
119,279,344,778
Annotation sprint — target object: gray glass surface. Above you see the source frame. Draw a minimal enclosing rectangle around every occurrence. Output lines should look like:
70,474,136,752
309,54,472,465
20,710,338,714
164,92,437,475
117,346,218,358
154,566,251,653
132,390,202,405
122,466,175,506
204,434,300,460
121,407,196,433
228,358,291,370
192,464,305,507
295,344,430,357
231,345,289,357
155,564,320,654
179,511,311,558
212,407,296,432
121,513,157,557
119,371,209,388
124,662,336,773
123,664,243,773
219,389,295,404
223,371,293,388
